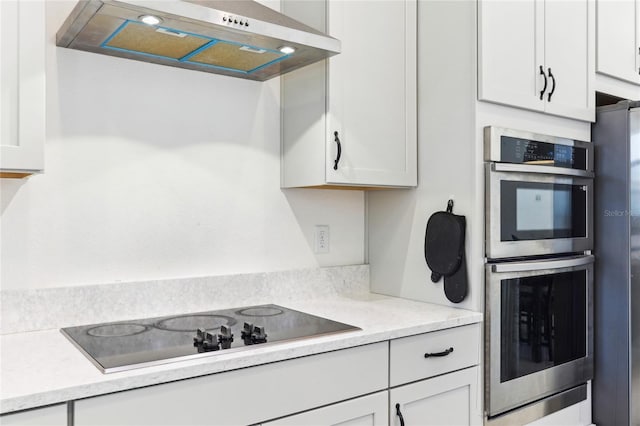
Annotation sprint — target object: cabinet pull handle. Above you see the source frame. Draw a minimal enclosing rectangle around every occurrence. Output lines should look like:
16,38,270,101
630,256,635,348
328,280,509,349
547,68,556,101
333,131,342,170
395,403,405,426
539,65,547,100
424,347,454,358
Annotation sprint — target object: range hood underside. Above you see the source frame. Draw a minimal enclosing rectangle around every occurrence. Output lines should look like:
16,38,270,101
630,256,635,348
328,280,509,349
57,1,340,81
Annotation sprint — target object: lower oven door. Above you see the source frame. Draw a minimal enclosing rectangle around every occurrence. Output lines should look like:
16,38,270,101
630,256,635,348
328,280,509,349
485,255,594,417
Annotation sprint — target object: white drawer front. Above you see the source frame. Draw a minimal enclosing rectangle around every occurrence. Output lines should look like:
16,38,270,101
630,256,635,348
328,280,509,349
74,342,388,426
390,324,480,387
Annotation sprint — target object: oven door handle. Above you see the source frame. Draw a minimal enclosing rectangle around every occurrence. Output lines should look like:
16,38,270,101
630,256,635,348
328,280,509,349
491,162,594,178
490,255,594,273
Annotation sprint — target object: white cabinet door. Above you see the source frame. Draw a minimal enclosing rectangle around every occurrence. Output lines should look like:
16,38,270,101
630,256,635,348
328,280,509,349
478,0,543,113
0,0,45,178
281,0,417,189
478,0,594,122
74,343,388,426
263,392,388,426
0,404,67,426
596,0,640,85
390,367,481,426
324,0,416,187
543,0,593,121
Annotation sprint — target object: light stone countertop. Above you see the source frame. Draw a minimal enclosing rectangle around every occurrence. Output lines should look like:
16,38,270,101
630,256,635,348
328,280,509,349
0,292,482,415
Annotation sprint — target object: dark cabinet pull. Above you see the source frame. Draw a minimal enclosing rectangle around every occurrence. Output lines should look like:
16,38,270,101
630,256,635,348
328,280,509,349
424,347,454,358
547,68,556,101
395,403,405,426
539,65,547,100
333,131,342,170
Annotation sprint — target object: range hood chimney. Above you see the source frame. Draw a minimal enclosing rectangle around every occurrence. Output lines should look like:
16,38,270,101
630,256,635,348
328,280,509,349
56,0,340,81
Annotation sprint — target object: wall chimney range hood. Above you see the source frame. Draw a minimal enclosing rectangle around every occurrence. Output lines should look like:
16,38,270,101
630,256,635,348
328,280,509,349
56,0,341,81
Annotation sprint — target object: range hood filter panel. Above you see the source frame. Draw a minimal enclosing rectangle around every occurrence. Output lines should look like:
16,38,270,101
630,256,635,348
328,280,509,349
187,42,286,73
103,21,288,73
104,21,211,59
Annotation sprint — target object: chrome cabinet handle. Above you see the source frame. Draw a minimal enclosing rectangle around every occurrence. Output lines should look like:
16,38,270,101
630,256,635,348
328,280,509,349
333,131,342,170
395,403,405,426
424,347,454,358
539,65,547,100
547,68,556,101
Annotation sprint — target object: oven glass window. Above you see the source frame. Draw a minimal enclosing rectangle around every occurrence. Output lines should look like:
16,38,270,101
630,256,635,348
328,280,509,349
500,181,587,241
500,270,587,382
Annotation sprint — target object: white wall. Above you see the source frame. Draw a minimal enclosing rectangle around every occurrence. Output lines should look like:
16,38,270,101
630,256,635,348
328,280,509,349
0,0,365,290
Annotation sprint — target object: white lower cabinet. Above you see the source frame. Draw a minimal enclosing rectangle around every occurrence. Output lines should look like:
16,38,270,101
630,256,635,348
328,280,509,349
389,324,482,426
73,342,388,426
263,392,388,426
70,324,482,426
390,367,481,426
0,404,67,426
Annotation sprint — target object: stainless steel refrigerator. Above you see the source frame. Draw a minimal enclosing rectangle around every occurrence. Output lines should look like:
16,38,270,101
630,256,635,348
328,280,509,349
592,100,640,426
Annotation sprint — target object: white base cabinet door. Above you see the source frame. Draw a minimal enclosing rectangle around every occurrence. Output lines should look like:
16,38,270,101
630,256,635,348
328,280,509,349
0,0,45,178
73,343,388,426
390,367,481,426
263,392,388,426
281,0,417,189
596,0,640,85
0,404,67,426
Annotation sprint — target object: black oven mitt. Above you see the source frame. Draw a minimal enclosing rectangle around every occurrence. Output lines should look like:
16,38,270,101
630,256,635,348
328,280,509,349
424,200,468,303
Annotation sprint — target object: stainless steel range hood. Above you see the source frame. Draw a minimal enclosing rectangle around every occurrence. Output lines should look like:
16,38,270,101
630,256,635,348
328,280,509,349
56,0,340,81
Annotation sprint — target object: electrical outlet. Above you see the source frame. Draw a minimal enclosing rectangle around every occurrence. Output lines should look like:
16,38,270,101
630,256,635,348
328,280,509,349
314,225,330,254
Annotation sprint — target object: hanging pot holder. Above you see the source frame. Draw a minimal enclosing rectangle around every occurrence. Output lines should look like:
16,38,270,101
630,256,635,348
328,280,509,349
424,200,468,303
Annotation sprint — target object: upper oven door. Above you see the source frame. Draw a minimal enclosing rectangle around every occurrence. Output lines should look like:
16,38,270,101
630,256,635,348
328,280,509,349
486,163,593,259
485,255,594,417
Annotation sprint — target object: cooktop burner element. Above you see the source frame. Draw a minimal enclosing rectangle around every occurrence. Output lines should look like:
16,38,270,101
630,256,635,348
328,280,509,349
86,323,149,337
236,306,284,317
61,304,360,373
154,314,237,332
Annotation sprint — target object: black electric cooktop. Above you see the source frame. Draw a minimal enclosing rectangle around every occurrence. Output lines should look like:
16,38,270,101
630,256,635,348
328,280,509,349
61,304,360,373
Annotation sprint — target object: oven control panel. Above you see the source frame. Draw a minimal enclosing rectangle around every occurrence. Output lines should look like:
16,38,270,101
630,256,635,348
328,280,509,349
484,126,593,173
500,136,587,170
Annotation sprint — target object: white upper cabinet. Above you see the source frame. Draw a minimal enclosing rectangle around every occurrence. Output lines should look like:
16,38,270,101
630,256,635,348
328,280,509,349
478,0,595,122
596,0,640,85
281,0,417,189
0,0,45,178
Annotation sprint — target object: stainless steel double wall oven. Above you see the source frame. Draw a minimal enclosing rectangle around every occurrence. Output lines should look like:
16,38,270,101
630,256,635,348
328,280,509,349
484,127,594,424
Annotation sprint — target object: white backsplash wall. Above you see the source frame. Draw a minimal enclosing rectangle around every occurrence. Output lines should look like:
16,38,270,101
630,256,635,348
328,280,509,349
0,0,365,291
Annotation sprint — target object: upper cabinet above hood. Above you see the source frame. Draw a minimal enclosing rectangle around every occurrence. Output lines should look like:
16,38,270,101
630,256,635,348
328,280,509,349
56,0,341,81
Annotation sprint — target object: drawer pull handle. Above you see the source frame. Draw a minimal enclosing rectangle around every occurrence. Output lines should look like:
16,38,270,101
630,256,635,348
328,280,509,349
395,403,405,426
424,347,454,358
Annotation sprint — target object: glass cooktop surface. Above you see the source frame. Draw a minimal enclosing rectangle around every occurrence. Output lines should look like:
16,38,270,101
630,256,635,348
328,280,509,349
61,304,360,373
